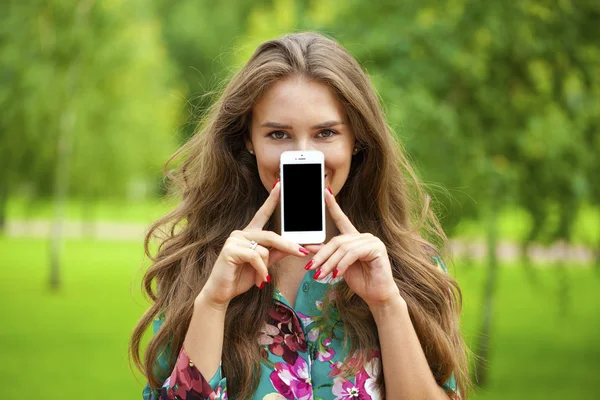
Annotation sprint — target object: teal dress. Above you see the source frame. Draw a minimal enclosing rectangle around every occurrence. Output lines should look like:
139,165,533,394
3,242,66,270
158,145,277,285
142,256,460,400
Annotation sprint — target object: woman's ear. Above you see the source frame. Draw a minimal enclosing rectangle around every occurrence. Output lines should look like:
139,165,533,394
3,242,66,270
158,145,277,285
245,138,254,154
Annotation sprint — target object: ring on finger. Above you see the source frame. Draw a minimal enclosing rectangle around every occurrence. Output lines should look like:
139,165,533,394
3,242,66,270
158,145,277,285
248,240,258,250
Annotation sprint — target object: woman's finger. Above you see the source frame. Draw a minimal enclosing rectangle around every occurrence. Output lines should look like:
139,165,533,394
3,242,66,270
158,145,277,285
324,187,359,235
306,234,360,271
245,180,281,231
253,243,270,276
238,230,309,260
303,244,324,253
313,237,371,279
228,239,269,284
333,239,376,277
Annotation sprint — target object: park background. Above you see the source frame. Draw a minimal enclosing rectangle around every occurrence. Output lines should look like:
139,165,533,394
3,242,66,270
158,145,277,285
1,0,599,399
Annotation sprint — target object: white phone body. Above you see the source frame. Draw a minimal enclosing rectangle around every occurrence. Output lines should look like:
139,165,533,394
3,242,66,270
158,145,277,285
280,150,326,244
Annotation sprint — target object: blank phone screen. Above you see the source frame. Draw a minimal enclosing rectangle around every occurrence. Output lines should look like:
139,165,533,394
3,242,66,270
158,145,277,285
282,163,323,231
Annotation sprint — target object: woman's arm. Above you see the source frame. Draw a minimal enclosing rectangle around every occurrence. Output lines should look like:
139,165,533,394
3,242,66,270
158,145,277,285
184,290,228,381
370,294,454,400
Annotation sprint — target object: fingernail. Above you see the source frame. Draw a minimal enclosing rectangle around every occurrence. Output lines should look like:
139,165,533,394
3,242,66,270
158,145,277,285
259,281,265,290
266,274,271,284
304,259,314,270
326,186,333,195
333,268,338,279
313,269,322,280
299,247,309,255
272,179,280,189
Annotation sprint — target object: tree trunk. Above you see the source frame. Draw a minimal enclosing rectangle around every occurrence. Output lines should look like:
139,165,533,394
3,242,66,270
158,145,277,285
49,107,75,291
520,224,541,288
0,185,6,233
596,213,600,271
81,196,96,238
48,4,89,290
555,241,571,319
473,172,500,387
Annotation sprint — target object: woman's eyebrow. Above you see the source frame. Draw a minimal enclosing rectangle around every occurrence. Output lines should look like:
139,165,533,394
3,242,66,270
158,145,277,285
311,120,345,129
260,121,293,129
259,120,345,129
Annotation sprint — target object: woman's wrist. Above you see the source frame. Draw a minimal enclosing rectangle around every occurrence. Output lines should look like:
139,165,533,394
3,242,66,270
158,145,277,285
196,288,230,313
368,292,408,324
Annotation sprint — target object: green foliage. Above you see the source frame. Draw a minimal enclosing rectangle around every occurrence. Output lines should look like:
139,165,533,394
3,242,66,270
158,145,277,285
0,0,182,201
2,0,598,246
153,0,263,141
322,0,600,242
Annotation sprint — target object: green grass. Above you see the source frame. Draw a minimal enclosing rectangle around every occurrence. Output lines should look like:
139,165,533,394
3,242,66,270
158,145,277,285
0,237,154,399
452,260,600,399
0,237,598,399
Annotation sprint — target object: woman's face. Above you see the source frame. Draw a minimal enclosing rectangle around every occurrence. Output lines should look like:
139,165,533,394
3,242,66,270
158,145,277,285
246,76,356,195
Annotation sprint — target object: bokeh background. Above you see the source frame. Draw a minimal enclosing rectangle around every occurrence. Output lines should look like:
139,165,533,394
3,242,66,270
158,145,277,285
1,1,599,399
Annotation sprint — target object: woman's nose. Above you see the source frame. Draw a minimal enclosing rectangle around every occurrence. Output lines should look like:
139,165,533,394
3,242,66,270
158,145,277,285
294,139,316,152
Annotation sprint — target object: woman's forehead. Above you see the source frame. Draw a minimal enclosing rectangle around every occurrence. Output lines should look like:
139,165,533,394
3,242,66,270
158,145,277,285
252,78,346,127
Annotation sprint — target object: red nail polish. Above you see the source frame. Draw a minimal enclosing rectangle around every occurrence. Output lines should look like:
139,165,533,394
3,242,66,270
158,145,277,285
272,179,280,189
266,274,271,284
299,247,309,255
314,269,322,280
259,281,265,290
304,260,315,271
326,186,333,195
304,259,314,270
333,268,338,279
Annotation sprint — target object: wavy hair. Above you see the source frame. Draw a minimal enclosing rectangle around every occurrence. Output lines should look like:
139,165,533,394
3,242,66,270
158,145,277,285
129,32,473,399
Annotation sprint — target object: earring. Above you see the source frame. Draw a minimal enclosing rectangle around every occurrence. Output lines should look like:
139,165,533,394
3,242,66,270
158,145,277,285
249,149,254,155
353,147,358,155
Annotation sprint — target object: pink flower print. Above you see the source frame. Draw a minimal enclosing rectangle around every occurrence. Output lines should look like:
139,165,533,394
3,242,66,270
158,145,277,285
358,359,381,399
162,346,221,399
329,352,382,400
259,323,281,345
214,384,228,400
315,300,323,311
297,311,314,327
269,356,313,400
317,337,336,362
265,304,308,365
307,327,319,342
332,378,367,399
328,361,344,378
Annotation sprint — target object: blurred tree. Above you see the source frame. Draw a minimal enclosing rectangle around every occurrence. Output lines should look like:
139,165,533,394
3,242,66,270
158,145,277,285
314,0,600,389
152,0,270,142
0,0,181,287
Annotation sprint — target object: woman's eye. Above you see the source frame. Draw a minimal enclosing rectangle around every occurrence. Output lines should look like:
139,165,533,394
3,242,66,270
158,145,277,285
268,129,338,140
269,131,288,140
318,129,337,138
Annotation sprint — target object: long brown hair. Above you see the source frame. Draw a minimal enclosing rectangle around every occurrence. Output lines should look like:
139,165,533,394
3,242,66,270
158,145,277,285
129,31,473,399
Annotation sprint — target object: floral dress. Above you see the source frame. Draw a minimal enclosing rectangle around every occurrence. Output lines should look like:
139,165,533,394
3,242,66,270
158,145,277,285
142,256,460,400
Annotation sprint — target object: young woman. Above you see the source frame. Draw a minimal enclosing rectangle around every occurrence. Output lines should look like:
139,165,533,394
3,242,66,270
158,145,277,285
130,32,472,400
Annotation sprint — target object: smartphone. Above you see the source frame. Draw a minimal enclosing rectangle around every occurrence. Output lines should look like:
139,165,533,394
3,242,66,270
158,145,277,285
280,150,326,244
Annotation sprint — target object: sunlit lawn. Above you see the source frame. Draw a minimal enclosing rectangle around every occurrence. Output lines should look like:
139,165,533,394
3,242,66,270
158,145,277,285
0,236,598,399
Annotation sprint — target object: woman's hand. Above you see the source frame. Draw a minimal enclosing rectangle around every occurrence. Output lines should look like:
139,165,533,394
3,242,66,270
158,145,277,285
303,187,403,308
200,180,310,308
